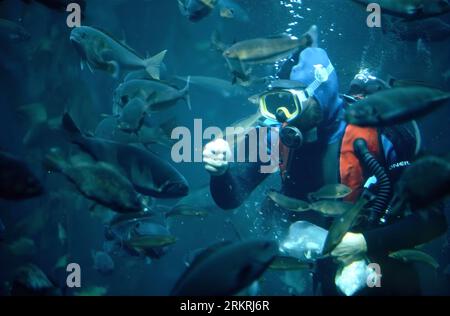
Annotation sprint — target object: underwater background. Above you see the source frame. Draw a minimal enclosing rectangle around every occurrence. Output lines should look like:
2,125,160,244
0,0,449,296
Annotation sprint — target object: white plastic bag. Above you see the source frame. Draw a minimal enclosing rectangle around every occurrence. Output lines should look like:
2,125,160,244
335,259,380,296
280,221,328,260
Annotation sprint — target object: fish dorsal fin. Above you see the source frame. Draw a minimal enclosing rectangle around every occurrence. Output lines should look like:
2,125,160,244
171,241,234,294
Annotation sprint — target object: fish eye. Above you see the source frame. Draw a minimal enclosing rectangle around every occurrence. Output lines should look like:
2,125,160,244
121,96,129,104
81,32,87,39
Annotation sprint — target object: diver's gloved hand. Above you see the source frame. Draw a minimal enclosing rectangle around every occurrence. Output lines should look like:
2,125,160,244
331,232,368,266
203,139,231,177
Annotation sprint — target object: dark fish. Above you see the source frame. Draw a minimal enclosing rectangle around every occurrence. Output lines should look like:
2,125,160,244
7,237,36,256
165,206,209,219
309,200,354,217
108,215,172,259
345,87,450,127
11,264,61,296
178,0,217,22
169,186,218,216
389,249,439,269
70,26,167,79
117,98,149,133
124,234,177,252
268,256,314,271
0,151,44,200
309,184,352,200
0,19,31,42
95,116,176,148
92,251,115,276
44,153,143,214
171,240,278,296
267,190,310,212
391,155,450,215
62,113,189,198
113,79,190,114
322,197,369,256
386,18,450,42
351,0,450,20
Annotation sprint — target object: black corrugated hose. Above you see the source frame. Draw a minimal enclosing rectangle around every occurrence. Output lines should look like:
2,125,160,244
354,138,392,226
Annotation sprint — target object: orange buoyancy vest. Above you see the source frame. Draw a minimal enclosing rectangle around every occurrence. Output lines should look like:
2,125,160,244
279,124,381,202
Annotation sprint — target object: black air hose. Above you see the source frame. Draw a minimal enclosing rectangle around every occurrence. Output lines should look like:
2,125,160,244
354,138,392,225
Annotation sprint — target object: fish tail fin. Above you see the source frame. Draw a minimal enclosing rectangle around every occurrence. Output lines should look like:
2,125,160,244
182,75,191,111
62,112,83,143
306,25,318,48
144,49,167,80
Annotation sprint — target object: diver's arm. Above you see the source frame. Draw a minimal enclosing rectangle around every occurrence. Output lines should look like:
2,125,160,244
210,161,269,210
362,134,447,254
363,203,447,254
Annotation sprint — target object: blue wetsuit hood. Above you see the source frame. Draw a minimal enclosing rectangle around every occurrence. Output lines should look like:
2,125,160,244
290,48,345,143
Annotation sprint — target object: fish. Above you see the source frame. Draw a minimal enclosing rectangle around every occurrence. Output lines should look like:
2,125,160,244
169,186,218,217
108,215,173,259
124,234,177,252
389,249,440,269
385,18,450,42
351,0,450,20
308,184,353,200
178,0,218,22
11,264,61,296
0,151,44,200
345,86,450,127
309,200,354,217
7,237,36,256
117,98,150,133
74,286,108,296
113,78,191,115
165,206,209,219
62,113,189,199
390,155,450,215
267,190,311,212
44,153,144,214
92,251,115,275
70,26,167,79
219,0,249,22
95,116,176,148
322,197,369,256
0,19,31,42
57,223,67,246
171,240,278,296
223,25,317,64
268,256,314,271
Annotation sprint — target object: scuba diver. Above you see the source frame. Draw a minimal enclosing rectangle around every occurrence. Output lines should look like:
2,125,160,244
202,47,448,295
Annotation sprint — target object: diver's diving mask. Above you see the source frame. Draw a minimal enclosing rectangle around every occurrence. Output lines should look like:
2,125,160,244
259,63,335,123
259,88,307,123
